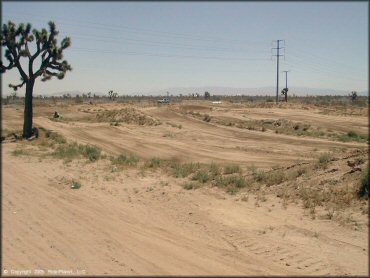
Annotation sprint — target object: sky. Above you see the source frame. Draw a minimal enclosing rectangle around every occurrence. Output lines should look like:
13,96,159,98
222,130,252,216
1,1,368,96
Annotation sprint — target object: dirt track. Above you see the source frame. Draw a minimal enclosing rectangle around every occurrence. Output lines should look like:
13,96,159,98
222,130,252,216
2,100,369,275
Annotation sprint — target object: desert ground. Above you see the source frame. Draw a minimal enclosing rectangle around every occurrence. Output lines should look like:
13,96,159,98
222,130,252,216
2,98,369,276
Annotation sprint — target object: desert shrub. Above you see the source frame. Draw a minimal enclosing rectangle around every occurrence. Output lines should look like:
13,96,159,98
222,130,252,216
224,164,242,175
214,175,246,189
171,162,200,178
145,157,163,168
295,167,307,177
209,162,221,177
110,121,120,126
265,170,287,186
111,154,139,166
182,182,200,190
192,170,210,183
318,152,333,164
45,130,66,144
52,142,101,162
82,145,101,161
253,169,286,185
337,130,367,142
53,142,81,161
253,170,267,182
12,148,31,156
203,114,211,122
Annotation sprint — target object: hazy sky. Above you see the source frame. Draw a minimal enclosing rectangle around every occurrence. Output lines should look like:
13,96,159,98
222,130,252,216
1,1,368,96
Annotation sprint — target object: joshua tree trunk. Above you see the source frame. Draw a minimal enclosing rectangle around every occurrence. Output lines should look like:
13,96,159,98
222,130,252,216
23,79,34,138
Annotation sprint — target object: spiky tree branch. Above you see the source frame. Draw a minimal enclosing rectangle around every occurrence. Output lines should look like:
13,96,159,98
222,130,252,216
0,21,72,138
1,21,72,88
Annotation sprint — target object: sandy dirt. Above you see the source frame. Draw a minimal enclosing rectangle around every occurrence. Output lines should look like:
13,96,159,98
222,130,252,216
2,100,368,276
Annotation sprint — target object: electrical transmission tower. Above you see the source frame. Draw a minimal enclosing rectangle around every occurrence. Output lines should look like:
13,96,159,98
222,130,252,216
272,40,285,103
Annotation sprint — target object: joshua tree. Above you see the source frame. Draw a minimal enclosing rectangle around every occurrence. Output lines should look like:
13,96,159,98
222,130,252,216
204,91,210,99
0,21,72,138
10,90,17,100
350,91,357,101
281,88,288,102
108,90,118,100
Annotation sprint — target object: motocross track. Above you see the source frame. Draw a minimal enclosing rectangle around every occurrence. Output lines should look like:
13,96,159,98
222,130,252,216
2,100,369,275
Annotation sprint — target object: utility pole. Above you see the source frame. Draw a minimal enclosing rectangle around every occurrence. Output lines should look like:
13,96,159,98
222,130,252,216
282,70,289,89
272,40,285,103
282,70,290,102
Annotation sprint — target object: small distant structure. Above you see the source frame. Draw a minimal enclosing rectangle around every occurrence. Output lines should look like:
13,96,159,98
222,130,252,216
157,98,170,104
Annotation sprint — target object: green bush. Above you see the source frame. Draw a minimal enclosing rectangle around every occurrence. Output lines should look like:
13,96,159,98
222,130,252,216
83,145,101,161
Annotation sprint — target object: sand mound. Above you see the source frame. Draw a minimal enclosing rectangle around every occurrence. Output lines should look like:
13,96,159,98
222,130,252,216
96,107,161,126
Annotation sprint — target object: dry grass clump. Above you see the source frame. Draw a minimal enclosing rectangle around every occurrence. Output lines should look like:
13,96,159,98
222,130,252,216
182,181,201,190
45,130,67,144
224,164,242,175
203,114,211,122
337,130,368,142
53,142,101,162
166,122,182,129
144,157,164,168
12,147,32,156
170,161,201,178
316,152,335,169
192,169,210,183
214,175,247,189
96,108,161,126
209,162,222,177
252,168,287,186
111,153,139,167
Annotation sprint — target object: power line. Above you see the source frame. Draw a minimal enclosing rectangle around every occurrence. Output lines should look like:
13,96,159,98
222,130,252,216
5,11,269,46
72,47,271,62
69,33,271,54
